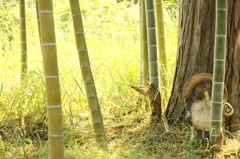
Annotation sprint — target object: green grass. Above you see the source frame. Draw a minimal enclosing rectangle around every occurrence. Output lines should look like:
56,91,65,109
0,0,239,158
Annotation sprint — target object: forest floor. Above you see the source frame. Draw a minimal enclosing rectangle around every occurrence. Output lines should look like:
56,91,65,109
0,108,239,159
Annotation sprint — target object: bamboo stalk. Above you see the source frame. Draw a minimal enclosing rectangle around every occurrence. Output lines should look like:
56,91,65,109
35,0,42,47
154,0,168,113
139,0,143,87
69,0,108,150
38,0,64,158
20,0,27,79
139,0,149,107
19,0,28,135
210,0,227,145
145,0,159,88
154,0,167,89
140,0,149,87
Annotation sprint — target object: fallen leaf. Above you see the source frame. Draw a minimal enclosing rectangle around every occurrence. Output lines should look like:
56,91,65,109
105,125,124,135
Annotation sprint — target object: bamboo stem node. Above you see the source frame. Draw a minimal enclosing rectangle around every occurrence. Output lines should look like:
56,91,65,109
147,9,154,12
48,134,64,137
148,27,156,30
81,65,90,68
211,101,222,104
45,76,59,79
42,43,56,46
150,61,158,64
75,32,84,35
216,35,226,37
212,82,224,85
78,49,87,52
217,8,227,10
47,105,62,108
39,10,53,13
211,120,222,122
72,13,81,16
214,59,225,62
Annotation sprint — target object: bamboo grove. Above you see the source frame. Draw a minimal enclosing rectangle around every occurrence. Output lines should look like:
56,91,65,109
14,0,231,157
18,0,168,157
21,0,109,157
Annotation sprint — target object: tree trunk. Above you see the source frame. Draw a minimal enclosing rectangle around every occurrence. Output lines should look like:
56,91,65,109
225,0,240,132
166,0,215,121
166,0,240,132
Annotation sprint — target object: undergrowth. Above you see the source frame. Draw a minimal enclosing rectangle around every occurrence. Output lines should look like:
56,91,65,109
0,0,239,158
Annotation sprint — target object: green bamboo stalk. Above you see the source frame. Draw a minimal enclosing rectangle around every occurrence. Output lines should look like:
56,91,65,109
38,0,64,158
35,0,42,46
139,0,149,108
138,0,144,105
210,0,227,145
145,0,159,88
69,0,108,150
139,0,143,87
20,0,27,79
140,0,149,87
154,0,167,89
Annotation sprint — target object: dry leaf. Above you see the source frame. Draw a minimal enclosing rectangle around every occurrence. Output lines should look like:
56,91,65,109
105,125,124,135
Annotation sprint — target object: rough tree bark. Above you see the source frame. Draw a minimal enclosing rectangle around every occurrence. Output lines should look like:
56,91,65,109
225,0,240,132
166,0,240,132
